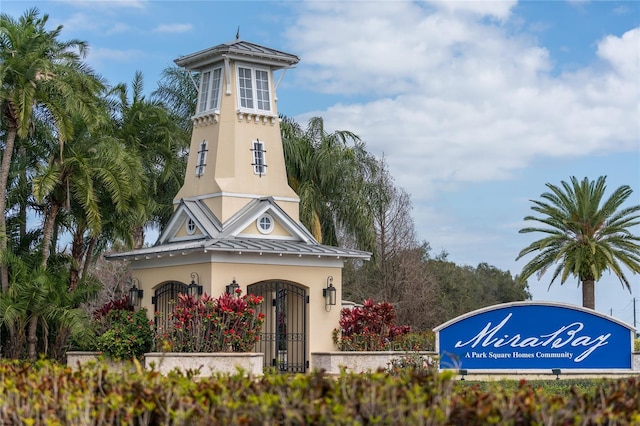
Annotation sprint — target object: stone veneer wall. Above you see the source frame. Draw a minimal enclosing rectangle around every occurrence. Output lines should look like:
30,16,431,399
311,351,435,374
144,352,264,377
312,352,640,376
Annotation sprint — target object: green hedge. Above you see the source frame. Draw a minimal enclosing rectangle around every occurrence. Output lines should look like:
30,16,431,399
0,360,638,425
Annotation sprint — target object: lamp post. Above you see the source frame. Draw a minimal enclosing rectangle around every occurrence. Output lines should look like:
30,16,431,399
323,276,337,311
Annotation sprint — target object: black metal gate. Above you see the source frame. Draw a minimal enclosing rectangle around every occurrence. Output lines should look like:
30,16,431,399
248,281,308,373
152,281,188,333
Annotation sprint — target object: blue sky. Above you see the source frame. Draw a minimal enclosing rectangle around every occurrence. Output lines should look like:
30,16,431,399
4,1,639,325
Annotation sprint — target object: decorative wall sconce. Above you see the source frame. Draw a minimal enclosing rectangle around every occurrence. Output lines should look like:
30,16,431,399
226,278,240,296
323,276,337,311
129,278,143,308
188,272,203,297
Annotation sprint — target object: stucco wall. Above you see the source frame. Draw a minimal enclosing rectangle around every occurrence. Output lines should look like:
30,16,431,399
132,260,344,368
311,352,435,374
144,352,263,377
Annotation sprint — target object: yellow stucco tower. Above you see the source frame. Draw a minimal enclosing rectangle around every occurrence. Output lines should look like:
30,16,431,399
109,38,370,372
173,39,300,222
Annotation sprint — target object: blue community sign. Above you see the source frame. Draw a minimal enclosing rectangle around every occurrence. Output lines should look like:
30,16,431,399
433,302,635,370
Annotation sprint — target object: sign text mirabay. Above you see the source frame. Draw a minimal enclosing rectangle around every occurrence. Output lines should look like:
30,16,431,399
434,302,633,370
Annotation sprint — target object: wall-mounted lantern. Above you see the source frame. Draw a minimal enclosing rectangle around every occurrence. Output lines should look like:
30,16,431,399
226,278,240,296
188,272,203,297
129,278,143,308
323,276,337,311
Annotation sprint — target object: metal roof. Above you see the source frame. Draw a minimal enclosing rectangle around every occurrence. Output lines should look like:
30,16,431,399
174,39,299,70
107,197,371,262
107,237,370,261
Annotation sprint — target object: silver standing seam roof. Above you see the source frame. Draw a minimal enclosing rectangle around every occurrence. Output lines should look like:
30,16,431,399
107,237,371,261
107,197,371,261
174,39,299,70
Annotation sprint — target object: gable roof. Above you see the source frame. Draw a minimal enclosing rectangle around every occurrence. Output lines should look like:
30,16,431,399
107,197,370,261
157,198,222,244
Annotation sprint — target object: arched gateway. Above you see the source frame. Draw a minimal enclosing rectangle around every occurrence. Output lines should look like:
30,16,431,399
249,281,308,373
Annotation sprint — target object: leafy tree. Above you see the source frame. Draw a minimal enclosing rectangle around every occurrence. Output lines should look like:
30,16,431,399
516,176,640,309
31,111,143,275
0,250,95,360
343,158,432,324
0,8,104,290
281,116,378,251
151,65,197,133
109,71,189,244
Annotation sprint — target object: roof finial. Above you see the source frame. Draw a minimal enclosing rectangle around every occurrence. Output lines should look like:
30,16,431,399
236,26,240,40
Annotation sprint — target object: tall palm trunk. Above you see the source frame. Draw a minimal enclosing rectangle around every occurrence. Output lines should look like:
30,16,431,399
18,146,29,240
582,279,595,310
69,229,84,291
27,315,39,360
133,225,145,249
81,236,97,282
0,124,17,292
41,202,61,268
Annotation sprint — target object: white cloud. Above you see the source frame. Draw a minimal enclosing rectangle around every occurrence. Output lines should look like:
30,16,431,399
287,2,640,204
597,28,640,79
88,47,146,64
62,0,146,11
426,0,517,21
153,23,192,34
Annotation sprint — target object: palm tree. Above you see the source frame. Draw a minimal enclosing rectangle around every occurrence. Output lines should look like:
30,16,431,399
109,71,189,245
516,176,640,309
31,110,145,278
0,249,96,359
281,116,379,252
151,65,197,133
0,8,104,290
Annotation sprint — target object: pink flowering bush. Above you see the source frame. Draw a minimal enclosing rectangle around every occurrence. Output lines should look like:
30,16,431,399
333,299,411,351
158,290,265,353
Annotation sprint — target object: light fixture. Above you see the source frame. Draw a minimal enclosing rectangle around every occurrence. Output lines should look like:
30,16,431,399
323,276,337,311
552,368,561,380
459,369,468,381
226,278,240,296
187,272,203,297
129,278,143,308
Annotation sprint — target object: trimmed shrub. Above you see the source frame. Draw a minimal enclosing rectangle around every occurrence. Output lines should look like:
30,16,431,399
95,308,154,360
333,299,412,351
1,359,639,425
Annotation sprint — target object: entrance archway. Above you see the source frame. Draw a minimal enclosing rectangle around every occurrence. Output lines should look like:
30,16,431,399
248,281,308,372
152,281,188,333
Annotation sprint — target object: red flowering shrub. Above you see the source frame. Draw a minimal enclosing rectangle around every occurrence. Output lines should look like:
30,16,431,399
159,290,265,352
333,299,411,351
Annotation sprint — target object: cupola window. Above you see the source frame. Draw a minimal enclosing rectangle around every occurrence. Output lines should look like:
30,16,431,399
251,139,267,176
195,140,208,177
238,65,271,113
197,67,222,113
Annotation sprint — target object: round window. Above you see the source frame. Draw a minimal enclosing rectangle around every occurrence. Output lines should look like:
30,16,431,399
186,218,197,235
257,214,274,234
